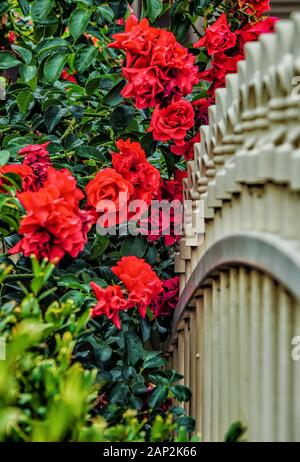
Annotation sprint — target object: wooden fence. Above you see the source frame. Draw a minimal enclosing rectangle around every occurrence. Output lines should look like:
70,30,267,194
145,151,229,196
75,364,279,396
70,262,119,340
167,12,300,442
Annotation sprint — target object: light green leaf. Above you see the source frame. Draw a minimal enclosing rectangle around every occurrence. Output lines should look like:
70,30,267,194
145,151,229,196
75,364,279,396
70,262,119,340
19,65,37,83
146,0,163,23
0,51,20,70
0,150,10,166
16,91,34,113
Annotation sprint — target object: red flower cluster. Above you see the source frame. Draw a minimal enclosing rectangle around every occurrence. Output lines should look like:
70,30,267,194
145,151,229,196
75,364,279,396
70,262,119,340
19,142,51,191
90,256,163,328
109,16,199,109
112,256,163,319
238,0,270,18
9,168,93,262
150,99,195,146
151,276,179,318
112,139,160,204
195,14,277,96
86,140,160,225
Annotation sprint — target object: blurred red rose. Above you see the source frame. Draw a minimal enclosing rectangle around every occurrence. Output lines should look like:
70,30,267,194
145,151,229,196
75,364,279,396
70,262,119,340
237,17,279,50
194,13,237,55
151,276,179,318
171,133,200,160
146,169,187,246
112,256,163,318
199,52,244,95
90,282,128,329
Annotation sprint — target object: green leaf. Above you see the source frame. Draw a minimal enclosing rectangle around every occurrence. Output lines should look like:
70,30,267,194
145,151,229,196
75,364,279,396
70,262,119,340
44,106,67,132
120,236,148,258
110,105,135,131
85,77,101,95
103,80,126,107
0,52,20,70
141,132,157,157
224,421,247,442
75,46,98,73
19,65,37,83
143,351,166,370
0,1,9,15
44,53,67,83
17,0,30,16
69,8,92,40
36,38,69,61
90,235,110,259
148,385,168,409
16,91,34,113
11,46,32,65
146,0,163,22
170,384,191,402
0,151,10,166
125,331,143,366
162,147,175,178
98,5,115,22
31,0,55,22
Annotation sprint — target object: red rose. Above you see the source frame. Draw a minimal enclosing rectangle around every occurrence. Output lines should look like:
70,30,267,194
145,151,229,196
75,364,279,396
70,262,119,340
151,276,179,318
18,142,51,191
9,168,93,262
150,99,194,145
61,69,77,83
109,16,199,108
199,52,244,95
194,13,237,55
0,164,35,193
112,256,163,318
122,66,169,109
112,139,160,205
236,17,279,50
90,282,128,330
86,168,134,225
238,0,270,17
171,133,200,160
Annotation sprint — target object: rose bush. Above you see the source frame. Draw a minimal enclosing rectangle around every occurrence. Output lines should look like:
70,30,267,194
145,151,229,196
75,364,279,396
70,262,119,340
0,0,277,442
